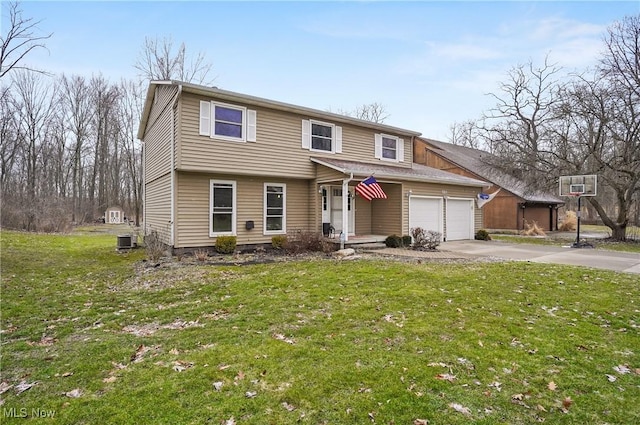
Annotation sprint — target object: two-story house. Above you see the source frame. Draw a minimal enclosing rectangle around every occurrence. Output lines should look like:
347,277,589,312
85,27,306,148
414,137,564,232
137,81,489,251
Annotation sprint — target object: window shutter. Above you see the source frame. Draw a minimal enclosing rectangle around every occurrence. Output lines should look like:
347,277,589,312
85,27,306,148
398,138,404,162
301,120,311,149
335,126,342,153
247,109,257,142
199,101,211,136
374,134,382,159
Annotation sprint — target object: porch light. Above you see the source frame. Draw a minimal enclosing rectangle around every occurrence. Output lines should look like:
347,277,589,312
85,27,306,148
406,190,412,197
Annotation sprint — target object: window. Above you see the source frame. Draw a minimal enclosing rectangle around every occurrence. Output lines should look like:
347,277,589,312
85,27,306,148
312,122,333,151
301,119,342,153
200,101,257,142
375,134,404,162
264,184,286,234
210,180,236,236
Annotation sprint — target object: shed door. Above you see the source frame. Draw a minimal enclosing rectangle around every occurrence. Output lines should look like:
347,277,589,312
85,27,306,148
109,210,120,224
446,199,474,240
409,197,443,238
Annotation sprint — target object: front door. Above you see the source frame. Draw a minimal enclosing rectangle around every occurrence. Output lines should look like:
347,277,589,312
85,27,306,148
330,187,355,235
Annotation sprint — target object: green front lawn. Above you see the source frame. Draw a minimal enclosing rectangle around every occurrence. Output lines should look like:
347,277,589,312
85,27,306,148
1,230,638,424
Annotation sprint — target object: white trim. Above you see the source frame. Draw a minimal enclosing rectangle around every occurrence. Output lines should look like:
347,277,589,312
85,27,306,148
209,179,237,237
377,133,401,162
263,183,286,235
210,101,247,142
199,101,211,136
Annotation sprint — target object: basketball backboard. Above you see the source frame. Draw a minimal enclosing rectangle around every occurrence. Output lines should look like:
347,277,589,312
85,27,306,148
559,175,597,197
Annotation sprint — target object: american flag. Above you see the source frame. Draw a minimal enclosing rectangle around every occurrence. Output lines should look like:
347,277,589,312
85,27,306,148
355,176,387,201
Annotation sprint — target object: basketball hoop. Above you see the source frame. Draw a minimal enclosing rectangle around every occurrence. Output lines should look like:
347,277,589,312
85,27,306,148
568,192,582,197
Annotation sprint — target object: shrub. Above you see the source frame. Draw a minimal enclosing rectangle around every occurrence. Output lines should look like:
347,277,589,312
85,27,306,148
193,249,209,261
385,235,402,248
271,235,287,250
475,229,492,241
521,221,546,236
411,227,441,250
215,236,237,254
402,235,413,247
559,211,577,231
144,230,166,262
284,231,330,254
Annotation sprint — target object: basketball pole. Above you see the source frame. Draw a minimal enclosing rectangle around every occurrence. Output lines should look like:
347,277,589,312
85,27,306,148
575,195,581,247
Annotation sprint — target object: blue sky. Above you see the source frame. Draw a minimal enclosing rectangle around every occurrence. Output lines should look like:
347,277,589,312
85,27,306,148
12,1,640,140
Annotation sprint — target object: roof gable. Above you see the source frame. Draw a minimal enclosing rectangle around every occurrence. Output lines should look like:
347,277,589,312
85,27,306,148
419,138,564,203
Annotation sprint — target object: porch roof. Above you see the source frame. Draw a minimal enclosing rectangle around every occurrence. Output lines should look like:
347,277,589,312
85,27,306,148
311,157,489,188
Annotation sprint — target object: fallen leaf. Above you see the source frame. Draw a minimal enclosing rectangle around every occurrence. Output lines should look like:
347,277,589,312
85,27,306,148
536,404,547,412
606,374,617,382
62,372,74,377
15,381,37,395
449,403,472,416
413,419,429,425
103,376,117,383
613,364,630,374
235,371,245,381
562,397,573,410
65,388,83,398
273,333,295,344
435,373,456,382
512,393,524,401
213,381,224,391
224,418,236,425
169,348,180,355
282,401,296,411
0,382,12,395
245,391,257,398
427,362,448,367
547,381,557,391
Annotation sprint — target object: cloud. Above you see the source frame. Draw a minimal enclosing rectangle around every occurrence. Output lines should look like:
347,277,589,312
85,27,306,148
427,41,504,61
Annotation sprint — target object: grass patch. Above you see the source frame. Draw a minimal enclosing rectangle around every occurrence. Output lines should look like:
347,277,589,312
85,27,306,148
1,230,639,424
491,233,640,253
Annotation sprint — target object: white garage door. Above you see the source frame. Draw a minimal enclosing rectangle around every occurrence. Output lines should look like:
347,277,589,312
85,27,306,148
446,199,474,240
409,197,443,237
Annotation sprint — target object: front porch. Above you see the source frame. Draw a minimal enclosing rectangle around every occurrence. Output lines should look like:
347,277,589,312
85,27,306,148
323,234,388,249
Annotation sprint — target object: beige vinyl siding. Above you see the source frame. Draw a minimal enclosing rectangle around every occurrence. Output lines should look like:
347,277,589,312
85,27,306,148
315,164,345,183
177,93,412,178
371,183,402,235
145,173,172,244
144,86,177,183
354,195,372,234
175,172,312,248
401,181,481,236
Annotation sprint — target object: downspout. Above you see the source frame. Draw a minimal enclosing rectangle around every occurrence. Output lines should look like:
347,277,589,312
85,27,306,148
169,85,182,247
341,172,354,248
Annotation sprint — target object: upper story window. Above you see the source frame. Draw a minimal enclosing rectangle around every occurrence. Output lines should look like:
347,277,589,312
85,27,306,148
301,119,342,154
375,133,404,162
200,101,257,142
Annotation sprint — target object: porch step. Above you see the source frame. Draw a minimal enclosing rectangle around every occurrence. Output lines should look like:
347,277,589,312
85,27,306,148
347,242,387,250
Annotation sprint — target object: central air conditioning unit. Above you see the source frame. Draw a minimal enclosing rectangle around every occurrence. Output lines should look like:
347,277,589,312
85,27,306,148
117,234,137,250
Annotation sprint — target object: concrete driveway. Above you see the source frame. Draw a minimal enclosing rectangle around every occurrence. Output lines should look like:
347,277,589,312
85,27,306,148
440,240,640,274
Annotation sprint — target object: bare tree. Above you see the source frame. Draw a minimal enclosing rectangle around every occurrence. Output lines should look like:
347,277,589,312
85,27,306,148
59,74,94,223
448,119,487,149
479,57,565,193
134,36,214,85
118,79,144,226
333,102,389,123
0,1,52,79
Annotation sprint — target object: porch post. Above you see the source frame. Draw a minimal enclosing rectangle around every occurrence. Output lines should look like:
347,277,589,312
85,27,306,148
342,178,349,242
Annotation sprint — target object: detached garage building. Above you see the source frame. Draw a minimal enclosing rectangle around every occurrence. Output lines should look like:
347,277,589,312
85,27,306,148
414,138,564,232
